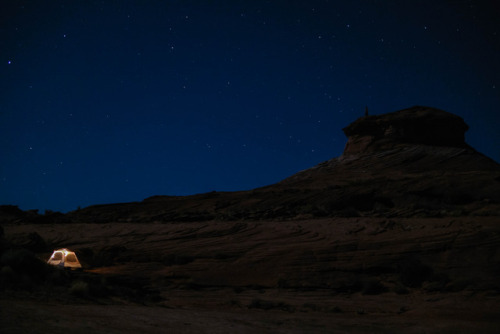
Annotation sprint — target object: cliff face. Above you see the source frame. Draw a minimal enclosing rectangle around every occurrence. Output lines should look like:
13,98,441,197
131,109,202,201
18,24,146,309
273,106,500,217
342,106,469,154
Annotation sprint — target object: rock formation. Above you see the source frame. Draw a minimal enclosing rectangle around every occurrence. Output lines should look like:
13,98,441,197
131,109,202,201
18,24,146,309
342,106,469,154
2,106,499,223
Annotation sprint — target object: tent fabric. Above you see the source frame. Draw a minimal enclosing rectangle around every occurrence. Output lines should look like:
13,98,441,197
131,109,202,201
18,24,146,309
47,248,82,269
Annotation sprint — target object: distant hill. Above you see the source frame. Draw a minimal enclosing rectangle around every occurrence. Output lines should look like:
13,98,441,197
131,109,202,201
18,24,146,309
3,106,500,223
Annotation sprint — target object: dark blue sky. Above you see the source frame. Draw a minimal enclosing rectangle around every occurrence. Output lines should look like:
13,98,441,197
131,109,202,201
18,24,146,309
1,0,499,212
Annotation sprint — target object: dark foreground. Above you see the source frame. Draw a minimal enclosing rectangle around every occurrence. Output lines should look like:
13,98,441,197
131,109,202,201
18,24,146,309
2,217,500,333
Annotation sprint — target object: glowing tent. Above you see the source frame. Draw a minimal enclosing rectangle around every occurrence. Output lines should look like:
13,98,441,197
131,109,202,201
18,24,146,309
47,248,82,269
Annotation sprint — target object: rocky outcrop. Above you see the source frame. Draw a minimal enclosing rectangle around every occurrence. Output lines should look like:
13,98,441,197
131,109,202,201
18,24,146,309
342,106,469,154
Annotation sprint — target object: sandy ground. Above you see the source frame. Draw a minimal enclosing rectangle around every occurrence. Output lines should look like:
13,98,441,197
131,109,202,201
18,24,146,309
2,217,500,333
2,292,499,334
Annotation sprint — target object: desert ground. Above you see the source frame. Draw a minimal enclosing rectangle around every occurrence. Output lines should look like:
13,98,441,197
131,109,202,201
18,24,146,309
2,216,499,333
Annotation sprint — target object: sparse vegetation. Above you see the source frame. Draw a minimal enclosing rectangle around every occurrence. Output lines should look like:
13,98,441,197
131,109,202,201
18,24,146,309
0,248,48,281
69,280,89,297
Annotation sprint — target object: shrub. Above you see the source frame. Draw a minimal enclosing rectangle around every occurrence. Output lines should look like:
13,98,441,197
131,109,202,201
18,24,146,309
92,246,129,266
393,283,410,295
0,248,48,280
302,303,319,311
229,299,241,307
46,268,69,285
233,286,244,293
397,258,433,288
0,265,16,289
330,306,342,313
8,232,47,252
445,279,471,292
69,280,89,297
361,278,388,295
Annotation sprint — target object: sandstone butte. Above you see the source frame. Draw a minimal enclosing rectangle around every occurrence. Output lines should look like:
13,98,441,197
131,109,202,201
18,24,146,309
54,105,499,222
1,105,499,224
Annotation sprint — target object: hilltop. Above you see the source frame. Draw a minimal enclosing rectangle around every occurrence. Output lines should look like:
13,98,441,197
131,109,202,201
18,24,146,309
2,106,499,224
57,106,500,222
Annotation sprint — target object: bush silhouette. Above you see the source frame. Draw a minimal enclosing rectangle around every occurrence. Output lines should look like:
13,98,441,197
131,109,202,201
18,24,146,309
0,248,48,279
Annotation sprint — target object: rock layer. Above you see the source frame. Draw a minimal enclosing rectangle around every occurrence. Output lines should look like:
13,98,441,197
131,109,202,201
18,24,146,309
342,106,469,154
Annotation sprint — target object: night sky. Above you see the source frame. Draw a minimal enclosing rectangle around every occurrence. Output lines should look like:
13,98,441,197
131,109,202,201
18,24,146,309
1,1,499,213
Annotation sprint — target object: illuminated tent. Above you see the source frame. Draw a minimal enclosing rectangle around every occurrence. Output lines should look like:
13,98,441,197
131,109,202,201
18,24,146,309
47,248,82,269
